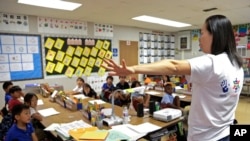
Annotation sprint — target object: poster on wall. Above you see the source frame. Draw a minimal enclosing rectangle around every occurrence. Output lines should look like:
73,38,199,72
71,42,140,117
94,23,114,37
44,37,112,78
0,13,29,32
0,33,43,82
38,17,88,36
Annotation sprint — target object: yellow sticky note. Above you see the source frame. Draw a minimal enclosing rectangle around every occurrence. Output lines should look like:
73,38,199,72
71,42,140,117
83,47,90,57
90,47,98,57
87,57,96,67
62,55,72,66
95,57,102,67
54,62,64,73
83,66,92,76
46,50,56,61
45,62,55,73
95,40,103,49
66,46,75,56
75,46,83,57
65,66,75,78
98,67,106,76
102,40,110,50
44,38,55,49
79,130,109,140
105,51,112,59
54,38,64,50
75,67,84,77
98,49,106,58
55,51,65,61
80,57,88,67
71,57,80,68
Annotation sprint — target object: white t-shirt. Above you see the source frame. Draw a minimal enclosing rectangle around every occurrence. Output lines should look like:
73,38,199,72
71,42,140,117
186,53,243,141
30,107,37,116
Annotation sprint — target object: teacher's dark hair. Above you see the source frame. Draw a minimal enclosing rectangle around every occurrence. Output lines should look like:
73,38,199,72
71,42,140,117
205,15,242,68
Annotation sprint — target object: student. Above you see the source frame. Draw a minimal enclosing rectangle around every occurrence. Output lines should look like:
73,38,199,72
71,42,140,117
24,93,42,121
1,81,13,117
82,83,97,98
5,104,38,141
131,81,150,111
116,76,130,106
103,15,243,141
2,81,13,104
67,77,85,95
160,84,180,109
8,86,23,112
101,76,115,101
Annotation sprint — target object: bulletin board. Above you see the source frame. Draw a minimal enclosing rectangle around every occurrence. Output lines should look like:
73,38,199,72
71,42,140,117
0,33,43,82
44,37,112,77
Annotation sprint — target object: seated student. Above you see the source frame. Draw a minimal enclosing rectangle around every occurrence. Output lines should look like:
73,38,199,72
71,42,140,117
116,76,130,105
1,81,13,117
24,93,47,140
5,104,38,141
82,83,97,99
131,81,150,111
101,76,115,101
8,86,23,112
161,84,181,109
161,75,171,86
67,77,85,95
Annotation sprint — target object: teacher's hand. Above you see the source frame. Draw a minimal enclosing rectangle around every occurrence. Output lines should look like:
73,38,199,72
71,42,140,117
102,59,135,76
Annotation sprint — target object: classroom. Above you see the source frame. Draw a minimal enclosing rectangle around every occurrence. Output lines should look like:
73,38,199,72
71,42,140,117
0,0,250,141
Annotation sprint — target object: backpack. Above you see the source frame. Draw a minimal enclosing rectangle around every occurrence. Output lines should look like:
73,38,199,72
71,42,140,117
0,102,8,117
0,113,14,141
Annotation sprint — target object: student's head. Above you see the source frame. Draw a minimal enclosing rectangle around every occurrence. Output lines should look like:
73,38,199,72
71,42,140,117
9,85,22,99
131,81,141,88
106,76,113,84
76,77,85,86
12,104,31,124
2,81,13,93
24,93,38,108
119,76,126,83
164,84,173,94
201,15,242,67
83,83,92,93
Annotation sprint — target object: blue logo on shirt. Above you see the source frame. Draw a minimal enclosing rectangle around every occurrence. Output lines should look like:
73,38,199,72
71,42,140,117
221,80,229,93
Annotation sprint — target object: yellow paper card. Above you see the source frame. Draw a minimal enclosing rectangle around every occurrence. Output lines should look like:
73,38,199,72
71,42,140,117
75,46,83,57
83,47,90,57
66,46,75,56
90,47,98,57
80,57,88,67
87,57,96,67
98,49,106,58
54,62,64,73
102,40,110,50
75,67,84,77
98,67,106,76
71,57,80,68
95,40,103,49
46,50,56,61
55,51,65,61
79,130,109,140
95,57,102,67
65,66,75,77
62,55,72,66
54,38,64,50
45,62,55,73
69,127,98,141
44,38,55,49
104,51,112,59
83,66,92,76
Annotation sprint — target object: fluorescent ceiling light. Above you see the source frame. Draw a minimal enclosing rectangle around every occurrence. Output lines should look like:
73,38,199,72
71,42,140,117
18,0,82,11
132,15,191,28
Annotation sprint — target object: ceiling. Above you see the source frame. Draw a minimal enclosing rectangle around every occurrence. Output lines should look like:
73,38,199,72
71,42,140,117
0,0,250,32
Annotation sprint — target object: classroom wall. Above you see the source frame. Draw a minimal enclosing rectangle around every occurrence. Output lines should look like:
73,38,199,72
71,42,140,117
0,15,173,107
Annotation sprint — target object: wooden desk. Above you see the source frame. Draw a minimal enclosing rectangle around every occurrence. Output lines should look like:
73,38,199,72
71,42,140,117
145,90,192,103
37,94,184,140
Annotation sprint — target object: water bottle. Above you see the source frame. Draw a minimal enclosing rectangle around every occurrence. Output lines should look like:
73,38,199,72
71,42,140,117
123,106,129,124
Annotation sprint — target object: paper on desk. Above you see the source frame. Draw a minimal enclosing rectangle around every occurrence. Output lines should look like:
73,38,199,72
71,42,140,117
146,91,160,95
175,86,183,90
106,130,130,141
38,108,60,117
126,122,161,134
89,99,106,105
73,94,88,99
111,124,146,140
172,93,186,99
37,99,44,105
44,123,60,131
79,130,109,140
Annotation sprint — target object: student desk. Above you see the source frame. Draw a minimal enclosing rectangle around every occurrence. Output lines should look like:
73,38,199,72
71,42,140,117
37,95,185,141
145,90,192,104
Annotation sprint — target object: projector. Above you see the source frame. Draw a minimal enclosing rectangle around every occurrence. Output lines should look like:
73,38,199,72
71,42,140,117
153,108,182,122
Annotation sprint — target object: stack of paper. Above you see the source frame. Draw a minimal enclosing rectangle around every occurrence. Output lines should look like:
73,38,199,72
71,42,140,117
52,120,92,139
69,127,109,141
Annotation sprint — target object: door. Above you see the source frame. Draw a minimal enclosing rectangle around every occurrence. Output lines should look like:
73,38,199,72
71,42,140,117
119,40,138,81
